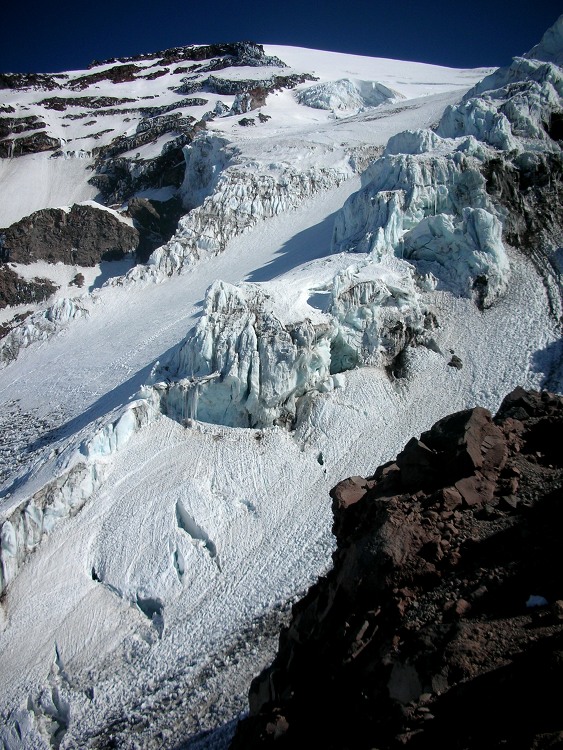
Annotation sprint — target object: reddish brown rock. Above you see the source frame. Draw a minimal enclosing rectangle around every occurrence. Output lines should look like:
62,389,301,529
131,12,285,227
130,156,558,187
232,390,563,750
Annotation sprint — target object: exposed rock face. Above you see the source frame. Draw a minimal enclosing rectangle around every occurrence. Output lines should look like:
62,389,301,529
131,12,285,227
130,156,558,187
0,132,61,158
125,196,184,262
0,115,46,139
38,95,136,110
2,204,138,265
89,41,287,70
0,72,63,91
0,266,56,309
232,389,563,750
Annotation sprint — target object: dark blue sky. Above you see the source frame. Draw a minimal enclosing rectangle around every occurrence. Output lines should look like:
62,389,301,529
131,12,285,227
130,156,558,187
1,1,560,73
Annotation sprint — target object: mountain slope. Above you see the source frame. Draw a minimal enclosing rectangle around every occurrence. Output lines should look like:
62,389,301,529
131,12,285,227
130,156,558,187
0,19,562,750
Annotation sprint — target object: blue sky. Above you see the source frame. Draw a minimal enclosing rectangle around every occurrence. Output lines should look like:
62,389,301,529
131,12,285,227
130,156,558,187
1,1,560,73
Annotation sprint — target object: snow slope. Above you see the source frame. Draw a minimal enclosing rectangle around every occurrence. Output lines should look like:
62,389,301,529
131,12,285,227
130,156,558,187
1,28,562,749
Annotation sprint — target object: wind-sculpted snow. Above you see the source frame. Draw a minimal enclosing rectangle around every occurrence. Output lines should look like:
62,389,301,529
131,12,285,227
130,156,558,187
151,258,429,429
0,399,155,597
0,297,90,367
297,79,403,112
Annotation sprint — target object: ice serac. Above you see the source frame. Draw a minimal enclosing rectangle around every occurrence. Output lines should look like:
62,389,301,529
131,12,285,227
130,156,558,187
332,19,563,311
150,257,428,429
150,280,335,428
297,79,403,112
332,141,508,307
0,297,90,367
148,151,354,275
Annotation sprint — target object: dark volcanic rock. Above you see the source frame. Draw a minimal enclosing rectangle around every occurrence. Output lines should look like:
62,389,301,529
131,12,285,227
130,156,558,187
126,196,184,262
89,131,195,204
0,115,46,139
0,132,61,158
0,72,62,91
69,64,141,90
232,389,563,750
484,151,563,317
38,95,136,111
0,266,57,310
2,204,139,265
89,41,287,70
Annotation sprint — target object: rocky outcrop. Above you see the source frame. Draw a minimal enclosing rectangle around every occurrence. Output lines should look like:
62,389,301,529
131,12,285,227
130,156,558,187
0,265,56,309
0,132,60,158
0,115,46,139
0,72,63,91
126,196,184,262
233,388,563,750
174,71,314,98
89,41,287,70
89,129,199,203
38,95,136,110
483,151,563,317
1,203,138,265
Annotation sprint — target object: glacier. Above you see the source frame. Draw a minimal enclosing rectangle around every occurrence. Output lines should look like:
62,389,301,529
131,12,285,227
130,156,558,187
0,22,562,750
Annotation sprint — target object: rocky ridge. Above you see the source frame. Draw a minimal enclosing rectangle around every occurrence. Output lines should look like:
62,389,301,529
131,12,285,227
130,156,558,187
233,388,563,749
1,203,138,266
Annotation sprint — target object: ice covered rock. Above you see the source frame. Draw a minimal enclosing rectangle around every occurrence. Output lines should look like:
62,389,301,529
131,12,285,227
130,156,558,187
297,79,403,112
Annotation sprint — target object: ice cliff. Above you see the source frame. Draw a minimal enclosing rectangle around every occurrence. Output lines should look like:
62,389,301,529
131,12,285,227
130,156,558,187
150,257,430,429
146,135,361,276
0,398,155,596
332,25,563,310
